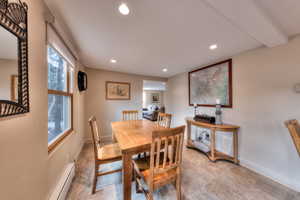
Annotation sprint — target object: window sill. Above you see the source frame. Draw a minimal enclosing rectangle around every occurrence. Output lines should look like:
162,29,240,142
48,129,74,154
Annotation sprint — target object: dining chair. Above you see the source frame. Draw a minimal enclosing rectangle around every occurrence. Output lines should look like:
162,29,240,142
133,126,186,200
122,110,139,121
88,116,122,194
157,112,172,128
285,119,300,157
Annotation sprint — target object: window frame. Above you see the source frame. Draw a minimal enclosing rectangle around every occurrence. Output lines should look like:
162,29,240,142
47,44,74,153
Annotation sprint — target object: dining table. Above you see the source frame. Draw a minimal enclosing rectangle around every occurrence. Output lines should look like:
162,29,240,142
111,119,166,200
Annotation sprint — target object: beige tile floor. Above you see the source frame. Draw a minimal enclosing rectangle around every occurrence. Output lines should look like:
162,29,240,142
66,144,300,200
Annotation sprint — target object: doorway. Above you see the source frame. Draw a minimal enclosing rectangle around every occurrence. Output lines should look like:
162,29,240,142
142,80,166,121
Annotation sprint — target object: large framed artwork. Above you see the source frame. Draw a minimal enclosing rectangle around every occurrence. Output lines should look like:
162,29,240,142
188,59,232,108
106,81,131,100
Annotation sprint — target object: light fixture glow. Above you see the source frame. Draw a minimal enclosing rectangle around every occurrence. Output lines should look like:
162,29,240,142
110,59,117,63
162,68,168,72
209,44,218,50
119,3,130,15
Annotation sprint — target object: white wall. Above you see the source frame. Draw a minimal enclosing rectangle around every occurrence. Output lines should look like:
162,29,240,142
165,35,300,192
0,1,86,199
143,90,164,108
0,59,17,100
85,68,167,140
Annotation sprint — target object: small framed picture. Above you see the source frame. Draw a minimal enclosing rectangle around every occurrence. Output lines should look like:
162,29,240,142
11,75,18,102
151,93,160,103
106,81,131,100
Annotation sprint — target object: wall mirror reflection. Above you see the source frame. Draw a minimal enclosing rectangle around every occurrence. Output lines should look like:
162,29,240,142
0,27,18,102
0,0,29,118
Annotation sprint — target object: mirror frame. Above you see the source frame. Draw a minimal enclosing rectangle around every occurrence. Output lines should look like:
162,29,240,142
0,0,29,118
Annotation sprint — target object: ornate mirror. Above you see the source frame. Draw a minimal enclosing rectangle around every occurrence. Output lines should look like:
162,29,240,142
0,0,28,117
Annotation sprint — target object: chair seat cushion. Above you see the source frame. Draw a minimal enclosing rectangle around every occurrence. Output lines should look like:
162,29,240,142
98,143,122,160
134,153,177,188
142,168,177,188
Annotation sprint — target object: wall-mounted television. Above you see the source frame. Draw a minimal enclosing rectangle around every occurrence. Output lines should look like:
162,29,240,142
78,71,88,92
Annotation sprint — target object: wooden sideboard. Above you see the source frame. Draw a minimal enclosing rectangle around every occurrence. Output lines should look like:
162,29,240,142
186,118,240,164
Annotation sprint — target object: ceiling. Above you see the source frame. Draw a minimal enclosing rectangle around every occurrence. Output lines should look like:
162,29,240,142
0,27,17,60
143,80,166,91
45,0,300,78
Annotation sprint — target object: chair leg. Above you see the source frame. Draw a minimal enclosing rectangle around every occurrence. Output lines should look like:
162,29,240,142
176,176,181,200
173,180,176,188
134,172,139,193
134,170,142,193
147,184,154,200
148,190,153,200
92,164,99,194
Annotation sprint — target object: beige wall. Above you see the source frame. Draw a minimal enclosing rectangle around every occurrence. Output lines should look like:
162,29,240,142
0,1,48,199
143,90,165,108
165,35,300,192
85,68,167,140
0,1,85,199
0,59,17,100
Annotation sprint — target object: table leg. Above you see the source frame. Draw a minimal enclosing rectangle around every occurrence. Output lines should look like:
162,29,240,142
186,121,192,147
112,131,116,143
210,128,216,161
233,131,239,164
122,153,132,200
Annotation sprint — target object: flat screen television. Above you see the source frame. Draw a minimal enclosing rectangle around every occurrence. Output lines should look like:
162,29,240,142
78,71,88,92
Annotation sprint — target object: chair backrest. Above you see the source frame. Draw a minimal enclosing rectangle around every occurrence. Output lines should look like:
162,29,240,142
122,110,138,121
157,112,172,128
149,126,185,184
285,119,300,157
88,116,101,159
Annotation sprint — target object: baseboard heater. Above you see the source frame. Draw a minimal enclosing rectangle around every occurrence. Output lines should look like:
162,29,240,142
49,163,75,200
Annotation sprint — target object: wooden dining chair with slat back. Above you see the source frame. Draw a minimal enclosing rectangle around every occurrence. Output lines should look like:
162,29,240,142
88,116,122,194
285,119,300,157
133,126,186,200
122,110,139,121
157,113,172,128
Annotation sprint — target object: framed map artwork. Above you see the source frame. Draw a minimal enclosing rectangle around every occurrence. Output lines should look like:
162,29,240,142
188,59,232,108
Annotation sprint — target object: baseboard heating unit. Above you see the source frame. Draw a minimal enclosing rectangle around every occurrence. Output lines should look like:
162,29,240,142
49,163,75,200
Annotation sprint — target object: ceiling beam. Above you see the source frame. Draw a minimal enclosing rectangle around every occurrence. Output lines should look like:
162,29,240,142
202,0,288,47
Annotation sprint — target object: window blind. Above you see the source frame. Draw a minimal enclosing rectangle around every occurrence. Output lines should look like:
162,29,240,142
46,24,76,66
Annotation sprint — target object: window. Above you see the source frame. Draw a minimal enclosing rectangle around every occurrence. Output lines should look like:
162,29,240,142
48,46,73,152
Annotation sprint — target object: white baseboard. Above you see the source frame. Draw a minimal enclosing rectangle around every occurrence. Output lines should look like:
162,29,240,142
240,158,300,192
49,163,75,200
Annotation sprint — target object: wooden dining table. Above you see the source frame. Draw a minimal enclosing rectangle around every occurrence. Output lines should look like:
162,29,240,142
111,120,166,200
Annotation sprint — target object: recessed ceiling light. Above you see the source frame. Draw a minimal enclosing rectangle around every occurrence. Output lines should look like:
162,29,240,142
110,59,117,63
119,3,130,15
162,68,168,72
209,44,218,50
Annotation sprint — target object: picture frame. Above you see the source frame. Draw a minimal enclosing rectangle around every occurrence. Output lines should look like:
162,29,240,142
10,75,18,102
106,81,131,100
151,93,160,103
188,59,232,108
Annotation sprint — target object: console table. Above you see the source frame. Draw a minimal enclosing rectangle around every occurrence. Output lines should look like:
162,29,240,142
186,118,240,164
